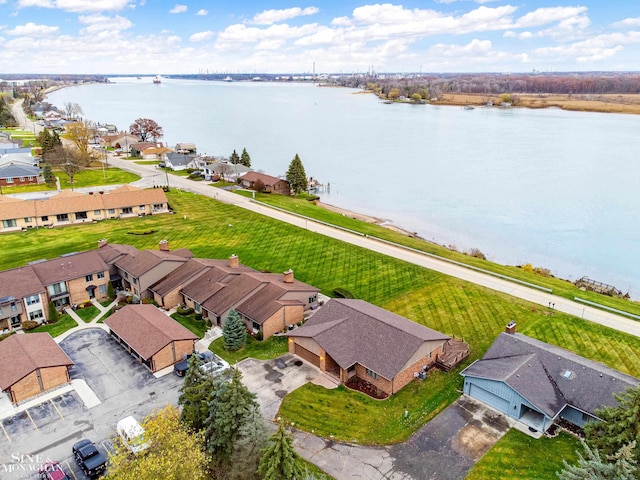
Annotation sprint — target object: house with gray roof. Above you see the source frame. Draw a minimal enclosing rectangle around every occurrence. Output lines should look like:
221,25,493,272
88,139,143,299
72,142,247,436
164,152,195,171
0,162,42,187
286,299,467,397
460,326,639,433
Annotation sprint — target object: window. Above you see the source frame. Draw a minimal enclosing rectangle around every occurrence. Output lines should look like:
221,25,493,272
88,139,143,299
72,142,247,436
365,368,379,380
0,307,3,315
85,274,93,282
56,213,69,222
76,211,88,220
132,278,138,285
308,294,317,304
26,295,40,305
97,272,105,279
124,272,129,279
94,210,101,215
10,303,17,312
29,310,44,321
153,203,163,210
139,205,145,211
27,176,34,181
41,216,48,222
48,282,67,296
194,302,201,313
24,217,32,223
2,219,17,228
6,177,13,183
108,208,115,214
19,177,25,182
122,207,133,214
99,285,107,295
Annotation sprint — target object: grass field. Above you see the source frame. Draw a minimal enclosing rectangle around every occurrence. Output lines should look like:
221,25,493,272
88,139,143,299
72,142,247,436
170,312,209,338
210,335,289,365
239,191,640,318
75,306,99,323
465,429,580,480
58,167,140,189
28,314,78,337
2,190,639,461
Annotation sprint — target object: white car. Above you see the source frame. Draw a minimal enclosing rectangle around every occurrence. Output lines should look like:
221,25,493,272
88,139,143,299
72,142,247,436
116,416,149,454
199,356,230,377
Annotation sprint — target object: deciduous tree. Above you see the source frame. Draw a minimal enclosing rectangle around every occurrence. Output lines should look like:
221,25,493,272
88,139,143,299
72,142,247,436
258,421,304,480
65,120,94,163
130,118,163,142
286,154,307,194
240,148,252,167
223,309,246,351
45,146,84,190
63,101,83,120
105,405,208,480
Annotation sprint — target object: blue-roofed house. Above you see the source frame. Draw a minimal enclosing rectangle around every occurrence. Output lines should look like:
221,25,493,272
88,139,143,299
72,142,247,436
0,162,42,187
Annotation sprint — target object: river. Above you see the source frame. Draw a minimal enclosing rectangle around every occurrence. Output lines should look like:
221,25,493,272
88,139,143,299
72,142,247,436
46,77,640,296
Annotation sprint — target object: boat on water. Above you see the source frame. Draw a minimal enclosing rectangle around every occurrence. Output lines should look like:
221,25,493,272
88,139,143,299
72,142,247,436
223,76,233,82
463,106,475,110
153,75,161,84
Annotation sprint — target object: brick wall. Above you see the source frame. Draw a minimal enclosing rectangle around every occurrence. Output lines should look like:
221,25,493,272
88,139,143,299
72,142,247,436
9,366,70,403
151,339,194,372
39,365,71,391
262,305,303,339
67,275,109,305
354,364,393,396
392,348,441,394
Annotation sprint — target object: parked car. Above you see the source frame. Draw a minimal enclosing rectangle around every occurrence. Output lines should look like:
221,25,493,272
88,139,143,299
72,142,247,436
173,351,214,376
72,439,107,478
200,356,230,377
39,460,69,480
117,416,149,454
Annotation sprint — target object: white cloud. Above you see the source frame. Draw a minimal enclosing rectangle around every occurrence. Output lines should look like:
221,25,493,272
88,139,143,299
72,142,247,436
18,0,133,11
78,14,132,34
196,9,208,16
6,22,59,36
169,4,186,14
514,6,588,28
189,30,214,42
613,17,640,28
534,31,640,63
251,6,319,25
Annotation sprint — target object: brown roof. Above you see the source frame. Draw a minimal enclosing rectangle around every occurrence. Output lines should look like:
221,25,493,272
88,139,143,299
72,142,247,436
104,304,197,359
236,283,302,324
31,250,108,285
149,259,212,297
115,249,189,278
0,266,45,299
202,274,263,316
181,268,235,303
0,333,73,390
288,299,450,380
241,171,288,187
97,243,140,264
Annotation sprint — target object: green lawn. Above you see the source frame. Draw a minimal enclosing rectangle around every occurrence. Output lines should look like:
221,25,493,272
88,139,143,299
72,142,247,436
0,183,57,194
28,314,78,337
59,167,140,188
134,160,161,165
209,180,236,188
210,335,289,365
74,305,100,323
170,312,209,338
465,429,580,480
239,192,640,318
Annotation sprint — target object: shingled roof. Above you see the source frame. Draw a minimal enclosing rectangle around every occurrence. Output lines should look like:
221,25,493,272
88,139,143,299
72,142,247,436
0,266,46,299
461,332,639,418
31,250,108,285
104,304,197,360
288,299,450,380
0,333,73,390
114,248,190,278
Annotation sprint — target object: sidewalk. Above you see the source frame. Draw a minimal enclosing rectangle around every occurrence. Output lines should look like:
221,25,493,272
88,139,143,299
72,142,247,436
54,298,117,342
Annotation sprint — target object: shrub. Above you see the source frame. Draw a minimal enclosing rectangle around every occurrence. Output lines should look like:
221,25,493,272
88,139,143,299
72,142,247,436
142,297,158,306
195,313,203,321
256,331,264,341
21,320,40,331
333,288,354,299
467,248,487,260
177,305,194,315
48,301,59,323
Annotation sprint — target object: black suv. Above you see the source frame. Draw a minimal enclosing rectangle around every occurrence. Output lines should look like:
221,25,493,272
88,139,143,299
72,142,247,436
73,439,107,478
173,351,213,376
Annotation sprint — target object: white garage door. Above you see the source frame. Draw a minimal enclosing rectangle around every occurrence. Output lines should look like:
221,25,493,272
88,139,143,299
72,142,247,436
470,384,510,413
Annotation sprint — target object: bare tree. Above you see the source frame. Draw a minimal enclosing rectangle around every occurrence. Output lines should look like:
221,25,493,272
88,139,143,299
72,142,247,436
213,162,233,181
130,118,164,141
45,146,84,190
63,102,83,120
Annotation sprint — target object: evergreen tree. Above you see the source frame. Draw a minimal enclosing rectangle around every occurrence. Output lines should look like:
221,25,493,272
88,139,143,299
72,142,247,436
107,282,115,299
286,154,307,194
48,301,59,323
178,354,213,432
230,149,240,164
204,368,258,465
557,440,638,480
42,164,56,187
240,148,252,167
222,309,246,351
229,404,268,480
258,421,304,480
584,386,640,464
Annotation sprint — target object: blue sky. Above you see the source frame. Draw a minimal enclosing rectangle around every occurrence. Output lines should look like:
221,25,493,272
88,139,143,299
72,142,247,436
0,0,639,74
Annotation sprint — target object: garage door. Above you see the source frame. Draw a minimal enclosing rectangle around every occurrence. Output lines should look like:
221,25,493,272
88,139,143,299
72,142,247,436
295,344,320,367
469,384,510,413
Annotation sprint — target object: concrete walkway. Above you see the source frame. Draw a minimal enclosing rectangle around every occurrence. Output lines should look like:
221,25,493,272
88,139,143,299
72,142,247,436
54,298,116,342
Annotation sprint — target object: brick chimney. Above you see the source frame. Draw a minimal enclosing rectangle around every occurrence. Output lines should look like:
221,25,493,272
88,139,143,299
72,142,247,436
283,269,294,284
98,239,109,248
506,321,517,334
159,239,170,251
228,254,239,268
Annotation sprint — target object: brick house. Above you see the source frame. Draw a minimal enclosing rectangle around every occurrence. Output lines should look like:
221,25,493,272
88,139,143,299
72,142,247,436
104,304,198,373
0,333,73,403
240,171,290,194
0,162,42,187
0,185,170,233
0,266,48,331
286,299,456,397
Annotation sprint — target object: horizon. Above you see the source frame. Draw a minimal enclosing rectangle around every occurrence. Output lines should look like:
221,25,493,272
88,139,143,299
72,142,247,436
0,1,639,75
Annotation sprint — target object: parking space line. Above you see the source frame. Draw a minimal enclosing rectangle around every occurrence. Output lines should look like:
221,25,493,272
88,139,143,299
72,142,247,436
50,399,64,420
25,409,38,431
64,459,78,480
0,422,10,443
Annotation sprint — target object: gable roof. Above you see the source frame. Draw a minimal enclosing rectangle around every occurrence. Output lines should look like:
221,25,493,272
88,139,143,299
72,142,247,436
461,332,640,418
235,283,302,324
288,299,450,380
104,304,197,359
0,163,40,179
31,250,108,285
240,171,288,187
0,333,73,390
165,153,195,166
114,248,189,278
0,265,46,299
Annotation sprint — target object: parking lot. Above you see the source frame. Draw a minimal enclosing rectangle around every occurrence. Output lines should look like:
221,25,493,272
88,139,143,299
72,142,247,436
0,328,183,479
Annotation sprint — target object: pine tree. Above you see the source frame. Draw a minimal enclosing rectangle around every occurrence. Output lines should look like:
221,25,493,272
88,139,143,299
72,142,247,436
229,404,268,480
557,440,638,480
42,164,56,187
222,308,246,351
48,301,59,323
107,282,115,299
240,148,252,167
286,154,307,194
584,386,640,464
178,354,213,432
204,368,258,465
258,421,304,480
230,149,240,164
